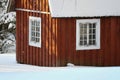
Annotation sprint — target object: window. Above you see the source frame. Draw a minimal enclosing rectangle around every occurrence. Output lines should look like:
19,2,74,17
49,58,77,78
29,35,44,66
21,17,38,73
29,16,41,47
76,19,100,50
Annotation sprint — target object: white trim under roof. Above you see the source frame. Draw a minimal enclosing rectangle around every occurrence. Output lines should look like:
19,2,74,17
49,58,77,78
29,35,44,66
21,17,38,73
16,8,50,14
48,0,120,17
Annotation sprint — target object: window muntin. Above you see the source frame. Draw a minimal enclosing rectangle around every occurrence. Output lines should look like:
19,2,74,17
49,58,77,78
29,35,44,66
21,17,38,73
79,23,96,46
29,16,41,47
76,19,100,50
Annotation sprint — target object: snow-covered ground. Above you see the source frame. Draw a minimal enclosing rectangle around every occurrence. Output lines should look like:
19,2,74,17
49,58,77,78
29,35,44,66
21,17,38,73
0,53,120,80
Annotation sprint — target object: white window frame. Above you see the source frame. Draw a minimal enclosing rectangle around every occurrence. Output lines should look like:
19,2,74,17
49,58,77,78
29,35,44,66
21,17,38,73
76,19,100,50
29,16,41,48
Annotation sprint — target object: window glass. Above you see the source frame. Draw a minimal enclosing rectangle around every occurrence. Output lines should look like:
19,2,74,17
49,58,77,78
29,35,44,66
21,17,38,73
76,19,100,50
29,16,41,47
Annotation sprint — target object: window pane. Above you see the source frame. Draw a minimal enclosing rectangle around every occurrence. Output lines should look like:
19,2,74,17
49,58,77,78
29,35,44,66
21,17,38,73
32,20,35,25
84,41,87,45
37,38,40,42
35,38,40,42
89,40,93,45
93,29,96,34
89,23,92,28
31,37,35,41
36,27,40,32
32,26,35,31
36,33,40,37
34,20,36,26
32,32,35,36
89,29,92,34
34,21,36,25
93,35,96,39
89,40,96,45
89,35,93,39
84,26,87,34
80,27,84,34
84,24,87,28
79,41,84,46
79,23,83,28
80,35,84,41
84,35,87,40
93,23,96,28
37,21,40,26
93,40,96,45
31,20,34,25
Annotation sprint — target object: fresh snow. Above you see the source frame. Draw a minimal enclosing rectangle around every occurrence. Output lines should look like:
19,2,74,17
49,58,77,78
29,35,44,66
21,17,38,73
8,23,15,29
49,0,120,17
0,0,9,17
0,12,16,25
0,53,120,80
0,32,16,53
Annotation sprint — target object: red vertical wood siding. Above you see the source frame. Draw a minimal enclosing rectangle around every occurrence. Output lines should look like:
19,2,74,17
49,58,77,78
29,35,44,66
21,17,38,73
56,17,120,66
16,0,58,66
16,0,120,66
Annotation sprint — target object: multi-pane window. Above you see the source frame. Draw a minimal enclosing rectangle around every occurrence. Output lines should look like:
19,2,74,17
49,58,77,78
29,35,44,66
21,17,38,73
76,19,100,50
29,16,41,47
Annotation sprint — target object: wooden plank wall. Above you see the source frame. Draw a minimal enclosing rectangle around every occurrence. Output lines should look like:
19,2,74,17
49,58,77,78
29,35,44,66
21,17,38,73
16,0,120,66
16,0,58,66
57,17,120,66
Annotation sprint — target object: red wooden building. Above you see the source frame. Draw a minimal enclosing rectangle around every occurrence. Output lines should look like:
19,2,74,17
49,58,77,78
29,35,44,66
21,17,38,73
16,0,120,66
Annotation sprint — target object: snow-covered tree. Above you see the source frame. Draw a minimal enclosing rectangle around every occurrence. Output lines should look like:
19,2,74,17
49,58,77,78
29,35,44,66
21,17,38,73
0,0,16,53
0,0,15,30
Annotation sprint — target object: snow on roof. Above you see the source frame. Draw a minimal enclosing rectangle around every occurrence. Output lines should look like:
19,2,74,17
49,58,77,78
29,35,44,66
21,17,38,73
48,0,120,17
